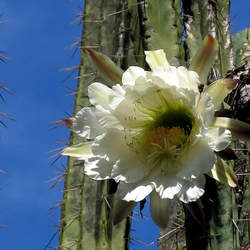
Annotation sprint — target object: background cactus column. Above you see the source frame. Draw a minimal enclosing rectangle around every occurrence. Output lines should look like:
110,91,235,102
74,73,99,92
182,1,238,250
59,1,131,249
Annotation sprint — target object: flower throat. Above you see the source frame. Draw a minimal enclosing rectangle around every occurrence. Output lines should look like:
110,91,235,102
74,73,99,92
148,104,194,151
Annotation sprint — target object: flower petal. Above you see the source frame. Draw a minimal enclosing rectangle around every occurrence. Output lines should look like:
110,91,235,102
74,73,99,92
152,175,182,199
145,50,170,72
88,82,113,111
206,127,232,152
72,107,104,139
109,84,125,110
196,93,215,127
84,156,112,180
117,181,154,202
150,191,172,229
177,138,216,178
61,142,93,160
178,176,205,203
92,128,153,183
176,66,200,93
122,66,146,86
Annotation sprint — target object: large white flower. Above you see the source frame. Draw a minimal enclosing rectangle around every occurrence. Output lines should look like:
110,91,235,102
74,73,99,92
63,49,232,203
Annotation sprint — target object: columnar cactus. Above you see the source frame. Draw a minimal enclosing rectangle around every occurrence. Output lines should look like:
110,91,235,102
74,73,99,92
59,1,131,249
60,1,249,249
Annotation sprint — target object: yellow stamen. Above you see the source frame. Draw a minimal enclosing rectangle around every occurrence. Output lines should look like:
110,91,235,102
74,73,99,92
148,126,186,151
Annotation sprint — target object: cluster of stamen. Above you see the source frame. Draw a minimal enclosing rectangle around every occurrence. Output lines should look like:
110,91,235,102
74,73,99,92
148,126,186,151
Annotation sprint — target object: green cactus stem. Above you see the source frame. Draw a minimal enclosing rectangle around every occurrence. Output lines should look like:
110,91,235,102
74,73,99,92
59,1,131,249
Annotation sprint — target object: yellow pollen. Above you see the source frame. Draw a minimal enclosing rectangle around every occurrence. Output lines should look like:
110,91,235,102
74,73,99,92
148,126,185,150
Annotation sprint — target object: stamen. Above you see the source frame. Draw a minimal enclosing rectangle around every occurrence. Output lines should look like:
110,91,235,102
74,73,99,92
148,126,186,151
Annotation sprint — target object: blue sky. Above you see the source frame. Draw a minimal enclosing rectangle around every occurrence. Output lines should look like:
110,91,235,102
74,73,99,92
0,1,248,249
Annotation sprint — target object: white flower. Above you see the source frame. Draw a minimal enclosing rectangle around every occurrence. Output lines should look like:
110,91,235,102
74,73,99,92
61,48,249,228
63,50,232,205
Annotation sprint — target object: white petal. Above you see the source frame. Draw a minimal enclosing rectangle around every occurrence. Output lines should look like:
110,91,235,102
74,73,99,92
98,114,122,130
145,50,170,72
178,176,205,203
206,127,232,151
109,84,125,110
92,128,152,183
177,138,216,179
176,66,199,93
152,67,181,88
122,66,146,86
88,82,113,111
132,74,154,93
196,93,215,127
113,86,157,128
150,191,172,229
72,107,104,139
111,159,149,183
84,156,112,180
91,128,125,160
117,181,154,202
152,175,182,199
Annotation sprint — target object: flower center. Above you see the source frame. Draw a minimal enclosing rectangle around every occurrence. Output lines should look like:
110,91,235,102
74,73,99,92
146,125,187,168
148,126,185,149
148,126,186,151
145,104,195,165
155,104,194,135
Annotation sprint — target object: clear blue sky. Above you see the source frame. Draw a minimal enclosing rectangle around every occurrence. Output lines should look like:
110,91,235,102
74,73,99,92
0,1,248,249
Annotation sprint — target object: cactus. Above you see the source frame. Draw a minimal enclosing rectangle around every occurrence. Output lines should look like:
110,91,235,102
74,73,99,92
127,1,237,249
229,28,250,250
181,1,238,250
232,28,250,67
59,1,131,249
60,1,249,249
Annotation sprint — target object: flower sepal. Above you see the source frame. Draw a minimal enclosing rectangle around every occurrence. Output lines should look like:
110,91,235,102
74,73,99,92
216,146,238,161
184,199,205,225
61,142,93,160
190,34,217,84
113,195,137,225
212,117,250,141
207,156,238,187
204,79,238,109
150,191,172,229
60,118,73,128
86,49,123,85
